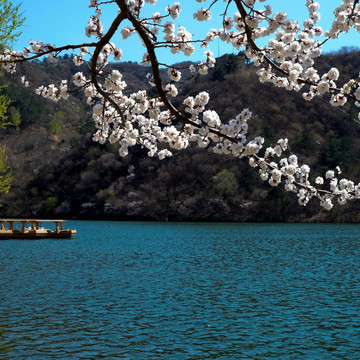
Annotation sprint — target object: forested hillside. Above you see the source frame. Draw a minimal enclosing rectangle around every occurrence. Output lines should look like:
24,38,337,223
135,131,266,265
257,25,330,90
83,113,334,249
1,48,360,222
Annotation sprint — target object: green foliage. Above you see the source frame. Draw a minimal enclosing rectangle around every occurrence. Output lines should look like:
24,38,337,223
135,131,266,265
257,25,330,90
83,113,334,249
319,137,358,173
211,54,242,81
0,81,47,125
9,105,20,130
146,86,158,97
212,169,239,198
211,65,226,81
297,128,317,155
0,86,11,128
0,0,25,50
45,196,58,212
50,111,64,134
262,124,277,146
224,54,240,73
0,1,25,202
0,146,12,203
106,190,117,206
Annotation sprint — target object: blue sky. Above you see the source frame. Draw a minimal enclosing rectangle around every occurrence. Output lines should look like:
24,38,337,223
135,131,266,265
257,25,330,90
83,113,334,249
12,0,359,63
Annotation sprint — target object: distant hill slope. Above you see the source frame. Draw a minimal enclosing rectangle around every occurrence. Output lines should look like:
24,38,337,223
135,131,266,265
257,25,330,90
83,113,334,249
0,49,360,222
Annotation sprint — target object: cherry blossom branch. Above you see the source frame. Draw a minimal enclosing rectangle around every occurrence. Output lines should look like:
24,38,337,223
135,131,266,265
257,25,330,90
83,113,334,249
1,0,360,209
89,11,127,120
0,42,98,65
116,0,192,125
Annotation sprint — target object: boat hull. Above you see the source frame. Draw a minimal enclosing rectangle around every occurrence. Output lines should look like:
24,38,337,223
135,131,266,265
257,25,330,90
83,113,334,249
0,230,76,240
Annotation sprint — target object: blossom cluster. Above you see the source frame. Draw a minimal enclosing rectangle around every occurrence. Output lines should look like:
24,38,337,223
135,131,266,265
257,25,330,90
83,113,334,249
195,0,360,120
86,69,264,163
248,144,360,210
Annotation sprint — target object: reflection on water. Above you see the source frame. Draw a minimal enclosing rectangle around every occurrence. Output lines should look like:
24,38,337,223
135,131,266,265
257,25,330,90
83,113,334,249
1,222,360,359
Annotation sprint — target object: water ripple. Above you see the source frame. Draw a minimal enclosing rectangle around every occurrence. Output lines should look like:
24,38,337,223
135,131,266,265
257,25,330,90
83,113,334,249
1,222,360,359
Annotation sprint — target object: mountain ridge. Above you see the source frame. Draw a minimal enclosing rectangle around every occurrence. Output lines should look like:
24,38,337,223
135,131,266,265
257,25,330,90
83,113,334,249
1,49,360,222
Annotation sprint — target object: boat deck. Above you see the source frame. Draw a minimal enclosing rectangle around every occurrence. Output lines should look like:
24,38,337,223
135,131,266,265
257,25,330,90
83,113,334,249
0,219,76,239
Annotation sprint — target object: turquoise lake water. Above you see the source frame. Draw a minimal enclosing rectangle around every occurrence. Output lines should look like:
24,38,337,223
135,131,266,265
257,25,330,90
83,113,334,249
1,221,360,359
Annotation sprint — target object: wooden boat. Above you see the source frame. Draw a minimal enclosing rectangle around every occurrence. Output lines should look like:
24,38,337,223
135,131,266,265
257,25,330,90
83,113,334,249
0,219,76,239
